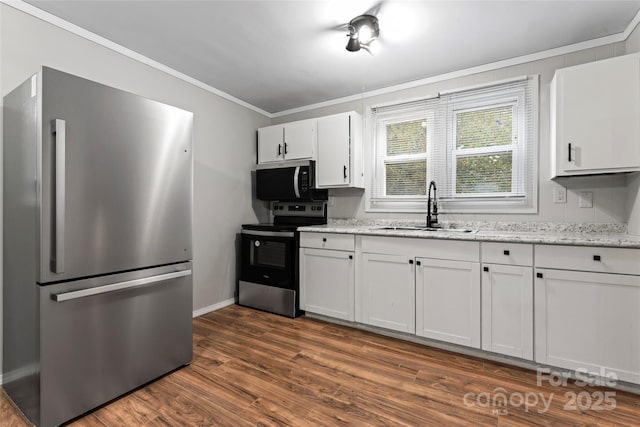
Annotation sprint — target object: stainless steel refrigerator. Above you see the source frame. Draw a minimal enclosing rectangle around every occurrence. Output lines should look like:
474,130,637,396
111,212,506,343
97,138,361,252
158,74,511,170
3,67,194,427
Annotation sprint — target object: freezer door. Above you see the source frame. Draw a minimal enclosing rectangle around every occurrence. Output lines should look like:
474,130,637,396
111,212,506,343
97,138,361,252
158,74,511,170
39,263,193,427
39,68,193,283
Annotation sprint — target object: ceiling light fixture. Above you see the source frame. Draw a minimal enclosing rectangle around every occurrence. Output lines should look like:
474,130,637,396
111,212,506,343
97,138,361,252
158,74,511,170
346,14,380,54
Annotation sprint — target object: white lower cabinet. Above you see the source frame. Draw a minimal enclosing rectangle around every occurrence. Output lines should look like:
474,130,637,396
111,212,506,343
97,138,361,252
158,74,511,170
300,232,640,387
416,258,481,348
535,268,640,384
300,247,354,321
481,264,533,359
361,253,415,333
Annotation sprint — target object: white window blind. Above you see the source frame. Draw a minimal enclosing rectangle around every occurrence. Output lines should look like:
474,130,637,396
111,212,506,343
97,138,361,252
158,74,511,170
369,76,538,213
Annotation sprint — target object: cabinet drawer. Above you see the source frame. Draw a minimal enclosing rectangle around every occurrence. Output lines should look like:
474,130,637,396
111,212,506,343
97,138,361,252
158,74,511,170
535,245,640,275
482,242,533,266
299,232,354,251
361,236,479,262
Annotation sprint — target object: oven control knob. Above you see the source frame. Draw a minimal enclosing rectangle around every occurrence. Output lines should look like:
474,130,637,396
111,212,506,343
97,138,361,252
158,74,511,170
254,241,261,247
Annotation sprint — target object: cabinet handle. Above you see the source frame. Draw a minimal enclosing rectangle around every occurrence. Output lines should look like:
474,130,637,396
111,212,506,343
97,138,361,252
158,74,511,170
278,144,282,156
284,142,288,155
409,259,414,264
322,238,327,242
536,272,543,279
503,250,510,256
483,266,489,272
348,255,353,260
593,255,601,261
416,260,421,266
568,142,572,162
343,165,347,179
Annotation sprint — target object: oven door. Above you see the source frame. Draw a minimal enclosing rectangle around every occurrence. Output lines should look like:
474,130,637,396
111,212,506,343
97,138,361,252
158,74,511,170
240,230,296,289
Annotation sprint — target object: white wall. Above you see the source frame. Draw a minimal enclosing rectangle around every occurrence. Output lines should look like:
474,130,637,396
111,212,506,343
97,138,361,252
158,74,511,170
0,4,270,380
625,21,640,235
274,42,633,225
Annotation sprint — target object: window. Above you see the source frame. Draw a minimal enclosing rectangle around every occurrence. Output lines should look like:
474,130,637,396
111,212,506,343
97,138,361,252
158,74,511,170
371,102,438,211
378,110,433,198
369,76,538,213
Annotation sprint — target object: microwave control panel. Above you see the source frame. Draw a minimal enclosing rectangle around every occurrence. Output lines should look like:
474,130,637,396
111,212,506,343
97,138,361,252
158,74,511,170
272,201,326,218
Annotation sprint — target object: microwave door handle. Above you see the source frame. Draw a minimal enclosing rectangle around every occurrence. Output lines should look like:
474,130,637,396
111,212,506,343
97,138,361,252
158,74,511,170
293,166,301,198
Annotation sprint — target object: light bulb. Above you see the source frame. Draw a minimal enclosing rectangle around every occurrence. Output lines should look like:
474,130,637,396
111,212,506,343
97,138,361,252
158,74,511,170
358,25,373,43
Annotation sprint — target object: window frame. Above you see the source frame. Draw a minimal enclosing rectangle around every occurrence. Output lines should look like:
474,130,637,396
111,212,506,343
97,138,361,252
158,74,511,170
369,108,436,211
448,99,523,199
366,76,538,214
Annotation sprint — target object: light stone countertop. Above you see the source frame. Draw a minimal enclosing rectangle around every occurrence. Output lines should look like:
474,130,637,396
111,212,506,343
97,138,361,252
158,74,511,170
297,221,640,249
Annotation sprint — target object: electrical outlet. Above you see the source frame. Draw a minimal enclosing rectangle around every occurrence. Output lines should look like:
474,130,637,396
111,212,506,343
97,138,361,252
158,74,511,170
578,191,593,208
553,187,567,204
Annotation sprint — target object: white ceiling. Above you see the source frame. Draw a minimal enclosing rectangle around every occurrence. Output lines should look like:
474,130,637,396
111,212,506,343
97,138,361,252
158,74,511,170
24,0,640,115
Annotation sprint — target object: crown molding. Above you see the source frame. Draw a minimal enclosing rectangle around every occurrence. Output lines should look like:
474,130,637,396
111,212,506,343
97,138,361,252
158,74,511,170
272,30,633,118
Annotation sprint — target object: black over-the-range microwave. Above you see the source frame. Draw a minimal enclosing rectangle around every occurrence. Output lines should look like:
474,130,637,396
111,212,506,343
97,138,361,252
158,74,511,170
256,160,328,201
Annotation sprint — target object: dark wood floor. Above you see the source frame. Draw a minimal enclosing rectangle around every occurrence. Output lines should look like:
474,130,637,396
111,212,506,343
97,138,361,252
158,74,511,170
2,304,640,426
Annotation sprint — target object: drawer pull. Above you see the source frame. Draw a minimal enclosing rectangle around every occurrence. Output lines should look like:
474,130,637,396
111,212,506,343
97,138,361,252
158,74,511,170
322,238,327,242
409,259,414,265
536,272,543,279
593,255,601,261
483,266,489,272
503,250,510,255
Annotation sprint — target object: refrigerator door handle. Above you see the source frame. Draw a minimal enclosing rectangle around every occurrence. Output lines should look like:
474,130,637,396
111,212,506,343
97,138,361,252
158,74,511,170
53,119,66,273
51,269,192,302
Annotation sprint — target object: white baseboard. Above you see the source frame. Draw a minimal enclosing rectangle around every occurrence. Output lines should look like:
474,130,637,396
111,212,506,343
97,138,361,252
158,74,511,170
192,297,236,318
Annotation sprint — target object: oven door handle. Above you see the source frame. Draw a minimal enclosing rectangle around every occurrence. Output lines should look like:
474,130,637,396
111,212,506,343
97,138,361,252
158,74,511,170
293,166,301,198
242,229,295,238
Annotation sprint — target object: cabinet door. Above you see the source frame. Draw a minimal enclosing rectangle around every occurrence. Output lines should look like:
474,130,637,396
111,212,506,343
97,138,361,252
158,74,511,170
300,248,354,321
416,258,481,348
535,269,640,384
555,54,640,174
361,253,415,333
258,125,284,163
317,113,351,187
482,264,533,360
283,120,314,160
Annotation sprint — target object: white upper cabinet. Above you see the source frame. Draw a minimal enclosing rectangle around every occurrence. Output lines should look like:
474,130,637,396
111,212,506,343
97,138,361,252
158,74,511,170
257,125,284,163
550,53,640,178
283,120,315,160
316,112,364,188
257,119,315,163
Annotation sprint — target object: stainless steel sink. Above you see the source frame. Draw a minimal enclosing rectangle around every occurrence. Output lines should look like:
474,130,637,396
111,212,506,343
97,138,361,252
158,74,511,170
375,226,426,231
424,227,477,233
374,226,477,233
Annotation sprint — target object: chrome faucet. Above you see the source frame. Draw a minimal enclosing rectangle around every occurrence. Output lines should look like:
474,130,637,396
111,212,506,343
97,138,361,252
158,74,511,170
426,180,441,229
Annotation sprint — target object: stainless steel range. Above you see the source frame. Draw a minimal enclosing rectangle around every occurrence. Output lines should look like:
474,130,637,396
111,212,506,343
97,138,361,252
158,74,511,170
239,201,327,317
